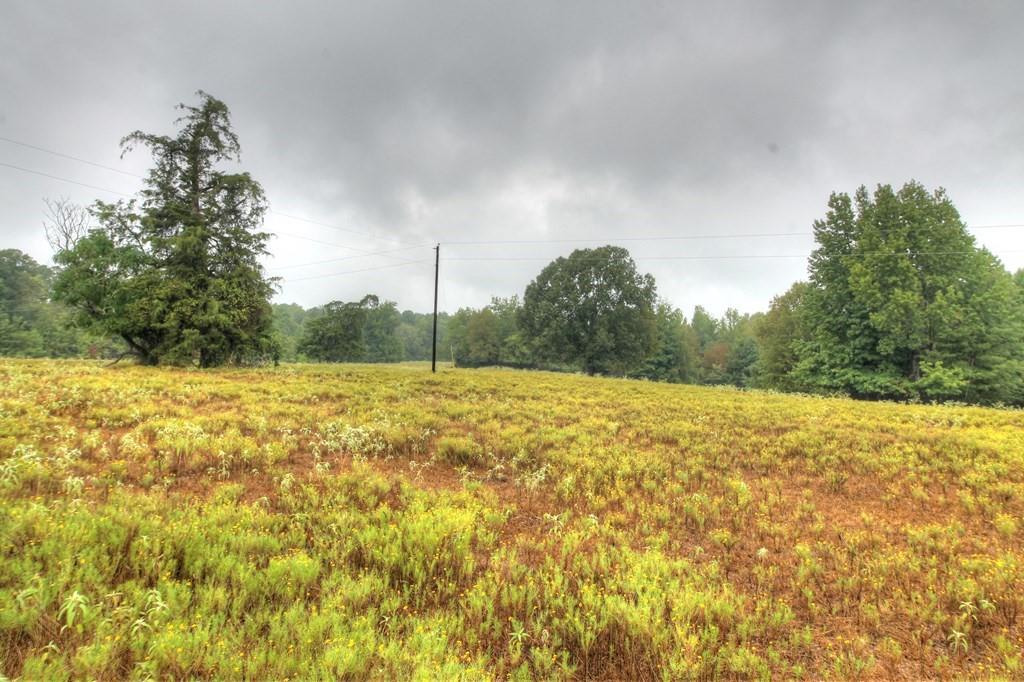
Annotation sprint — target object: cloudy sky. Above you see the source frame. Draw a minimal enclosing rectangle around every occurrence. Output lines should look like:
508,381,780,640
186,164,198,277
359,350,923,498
2,1,1022,316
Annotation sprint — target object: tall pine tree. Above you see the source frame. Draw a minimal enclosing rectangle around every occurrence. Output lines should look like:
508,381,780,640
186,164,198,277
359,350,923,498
53,92,277,366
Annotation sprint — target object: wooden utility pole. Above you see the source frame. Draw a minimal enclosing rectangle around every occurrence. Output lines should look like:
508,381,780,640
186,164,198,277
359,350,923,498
431,244,439,373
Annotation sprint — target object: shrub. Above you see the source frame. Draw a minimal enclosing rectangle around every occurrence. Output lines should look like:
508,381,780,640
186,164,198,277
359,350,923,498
435,436,485,466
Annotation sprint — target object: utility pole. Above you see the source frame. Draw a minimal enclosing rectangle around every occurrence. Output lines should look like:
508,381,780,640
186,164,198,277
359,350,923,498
431,243,439,373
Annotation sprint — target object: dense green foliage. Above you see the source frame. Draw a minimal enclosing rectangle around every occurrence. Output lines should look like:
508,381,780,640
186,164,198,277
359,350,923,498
298,295,404,363
51,92,277,367
755,282,809,392
397,310,451,363
296,299,369,362
693,307,762,387
362,298,404,363
520,246,658,375
630,303,699,384
270,302,310,361
448,297,528,368
783,182,1024,404
0,250,118,359
271,304,451,364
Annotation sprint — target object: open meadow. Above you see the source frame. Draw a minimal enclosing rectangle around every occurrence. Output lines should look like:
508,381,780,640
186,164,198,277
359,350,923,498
2,359,1023,680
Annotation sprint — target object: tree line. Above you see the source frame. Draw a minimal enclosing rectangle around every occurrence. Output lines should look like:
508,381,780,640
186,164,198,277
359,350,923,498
282,287,764,386
3,92,1023,405
0,249,121,359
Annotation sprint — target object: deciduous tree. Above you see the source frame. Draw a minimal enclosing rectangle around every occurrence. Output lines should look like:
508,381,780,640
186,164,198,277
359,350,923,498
755,282,809,391
631,303,699,383
796,181,1024,403
298,299,369,362
520,246,657,375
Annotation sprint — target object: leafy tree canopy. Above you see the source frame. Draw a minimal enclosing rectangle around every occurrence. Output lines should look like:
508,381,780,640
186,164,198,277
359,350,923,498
0,249,117,358
796,181,1024,404
520,246,657,375
755,282,810,391
298,298,370,362
0,249,52,357
298,295,402,363
631,302,699,384
448,297,528,368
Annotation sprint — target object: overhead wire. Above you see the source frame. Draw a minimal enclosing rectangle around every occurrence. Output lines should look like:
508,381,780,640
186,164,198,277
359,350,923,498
266,230,418,252
0,136,426,248
442,224,1024,247
0,135,144,178
0,158,437,280
3,135,1024,274
0,160,410,255
268,210,424,247
268,243,433,271
441,249,1024,263
281,259,433,282
0,161,134,198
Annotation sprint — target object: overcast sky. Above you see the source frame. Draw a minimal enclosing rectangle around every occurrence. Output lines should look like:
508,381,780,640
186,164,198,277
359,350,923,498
2,1,1022,316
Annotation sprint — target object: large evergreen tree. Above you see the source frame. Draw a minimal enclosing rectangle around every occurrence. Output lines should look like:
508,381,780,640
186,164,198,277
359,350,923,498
52,92,277,367
796,181,1024,403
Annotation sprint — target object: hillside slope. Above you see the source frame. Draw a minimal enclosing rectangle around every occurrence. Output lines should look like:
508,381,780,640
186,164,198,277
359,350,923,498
1,360,1023,679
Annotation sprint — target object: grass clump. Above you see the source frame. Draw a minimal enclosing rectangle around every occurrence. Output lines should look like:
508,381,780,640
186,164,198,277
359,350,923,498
436,435,485,467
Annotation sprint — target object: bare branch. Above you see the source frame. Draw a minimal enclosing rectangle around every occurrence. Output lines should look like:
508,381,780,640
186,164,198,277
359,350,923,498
43,196,91,254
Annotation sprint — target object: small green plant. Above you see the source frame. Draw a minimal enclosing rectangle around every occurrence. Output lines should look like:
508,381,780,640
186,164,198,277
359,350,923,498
435,436,484,466
947,629,968,655
994,513,1018,538
58,590,91,633
508,619,529,652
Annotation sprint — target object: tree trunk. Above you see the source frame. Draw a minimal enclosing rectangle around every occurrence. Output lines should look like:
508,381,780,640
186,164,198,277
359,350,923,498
121,335,158,365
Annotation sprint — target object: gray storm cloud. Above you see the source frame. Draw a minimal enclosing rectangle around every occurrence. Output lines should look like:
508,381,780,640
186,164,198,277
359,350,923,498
2,0,1022,315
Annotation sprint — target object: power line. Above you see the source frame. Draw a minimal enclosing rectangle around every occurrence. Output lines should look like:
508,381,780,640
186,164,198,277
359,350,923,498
0,135,428,248
270,231,355,248
4,135,1024,261
5,134,1023,248
0,136,144,178
268,243,432,271
442,249,1024,263
268,230,417,251
0,161,134,198
444,231,811,244
0,160,423,256
0,162,345,250
278,259,430,282
269,210,425,247
269,230,433,255
442,224,1024,247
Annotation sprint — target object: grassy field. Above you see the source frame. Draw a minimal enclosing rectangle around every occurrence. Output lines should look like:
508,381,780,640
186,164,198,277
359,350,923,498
1,360,1023,680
